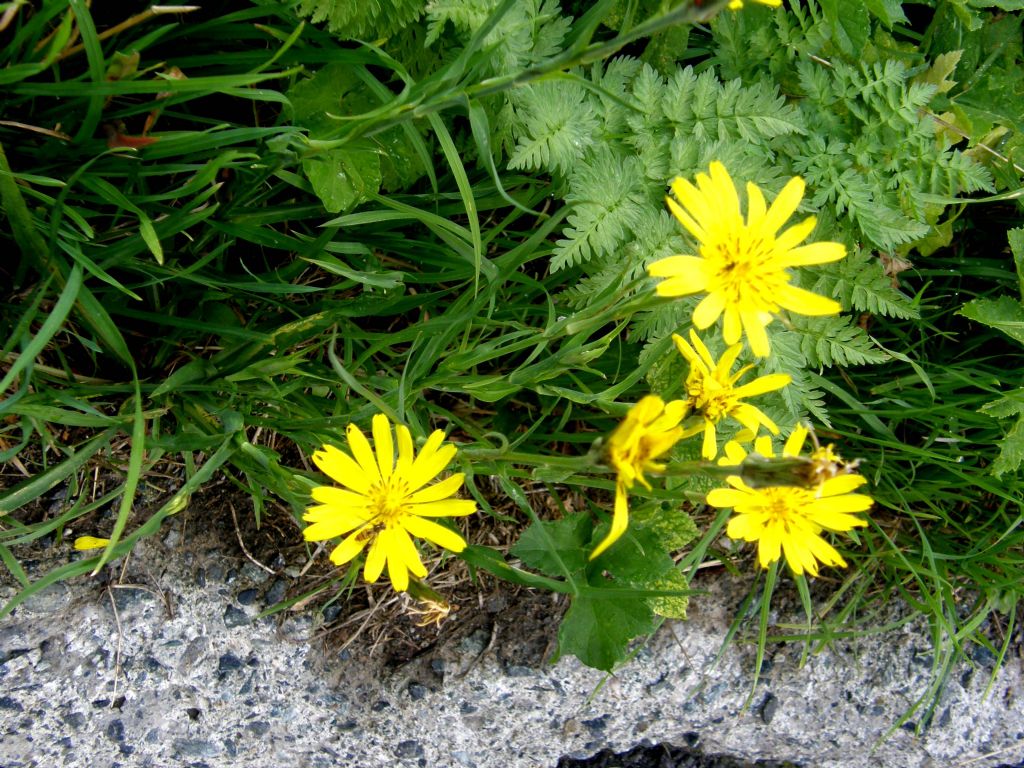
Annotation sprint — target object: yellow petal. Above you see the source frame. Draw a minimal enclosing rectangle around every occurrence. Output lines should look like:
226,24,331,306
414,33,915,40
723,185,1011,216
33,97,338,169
820,474,868,495
762,174,804,235
312,445,372,494
693,291,726,329
734,373,791,399
403,516,467,552
303,513,367,541
781,535,814,577
722,307,743,347
74,536,110,551
362,529,390,582
670,177,717,240
707,488,751,508
708,162,742,227
408,473,465,504
776,284,841,316
745,181,767,228
408,498,477,517
329,531,370,566
395,424,415,473
758,526,782,568
655,275,705,298
806,496,873,518
732,403,778,435
773,215,817,253
780,240,846,267
742,312,772,358
407,435,456,492
783,425,808,457
346,423,382,485
310,485,369,508
372,414,394,481
666,193,708,243
701,422,718,460
590,483,630,560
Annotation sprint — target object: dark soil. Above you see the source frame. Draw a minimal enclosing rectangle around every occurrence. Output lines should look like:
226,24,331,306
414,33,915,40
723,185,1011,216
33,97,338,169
558,742,802,768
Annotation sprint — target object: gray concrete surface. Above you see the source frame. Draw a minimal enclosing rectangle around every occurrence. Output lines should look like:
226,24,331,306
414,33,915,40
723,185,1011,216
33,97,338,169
1,526,1022,768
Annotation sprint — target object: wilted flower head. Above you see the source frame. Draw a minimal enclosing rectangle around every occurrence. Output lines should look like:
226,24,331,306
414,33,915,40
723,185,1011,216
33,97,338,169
591,395,687,560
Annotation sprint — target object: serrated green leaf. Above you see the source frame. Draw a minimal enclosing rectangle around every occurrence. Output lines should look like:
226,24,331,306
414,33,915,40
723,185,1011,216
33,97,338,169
980,389,1024,419
959,296,1024,345
915,50,962,95
510,513,591,577
557,589,657,671
991,415,1024,477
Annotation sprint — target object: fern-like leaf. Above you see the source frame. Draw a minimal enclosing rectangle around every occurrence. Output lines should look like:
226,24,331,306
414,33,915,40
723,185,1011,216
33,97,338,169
293,0,425,39
551,148,651,271
508,81,599,176
762,330,830,426
811,247,919,319
789,315,889,367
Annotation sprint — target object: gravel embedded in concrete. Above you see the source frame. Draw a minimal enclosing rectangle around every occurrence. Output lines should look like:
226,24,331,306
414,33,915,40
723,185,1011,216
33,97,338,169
1,532,1022,768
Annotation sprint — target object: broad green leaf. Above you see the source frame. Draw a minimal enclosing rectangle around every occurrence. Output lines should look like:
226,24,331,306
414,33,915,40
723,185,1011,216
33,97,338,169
302,147,382,214
510,513,591,577
959,296,1024,345
648,568,689,620
991,415,1024,477
818,0,869,57
631,503,700,552
557,588,656,671
863,0,908,26
591,525,674,583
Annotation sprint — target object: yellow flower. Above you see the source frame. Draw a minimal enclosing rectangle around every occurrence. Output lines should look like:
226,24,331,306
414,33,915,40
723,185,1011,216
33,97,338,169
708,424,871,577
591,395,688,560
302,414,476,592
708,474,871,577
649,162,846,357
728,0,782,8
674,330,791,460
73,536,110,551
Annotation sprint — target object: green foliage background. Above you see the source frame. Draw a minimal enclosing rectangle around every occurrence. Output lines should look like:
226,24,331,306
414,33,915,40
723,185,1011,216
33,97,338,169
1,0,1023,690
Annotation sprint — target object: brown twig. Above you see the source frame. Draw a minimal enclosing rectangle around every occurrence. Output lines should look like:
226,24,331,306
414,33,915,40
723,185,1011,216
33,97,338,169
57,5,201,60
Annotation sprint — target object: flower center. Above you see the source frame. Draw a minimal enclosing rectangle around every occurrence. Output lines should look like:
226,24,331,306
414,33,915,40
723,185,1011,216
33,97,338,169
708,231,781,305
366,477,411,525
759,487,811,532
686,372,736,424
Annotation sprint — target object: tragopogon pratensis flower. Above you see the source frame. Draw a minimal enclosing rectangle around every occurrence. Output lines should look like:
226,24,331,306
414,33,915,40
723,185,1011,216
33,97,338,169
707,425,872,577
649,162,846,357
592,396,688,560
303,414,475,592
674,330,790,460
